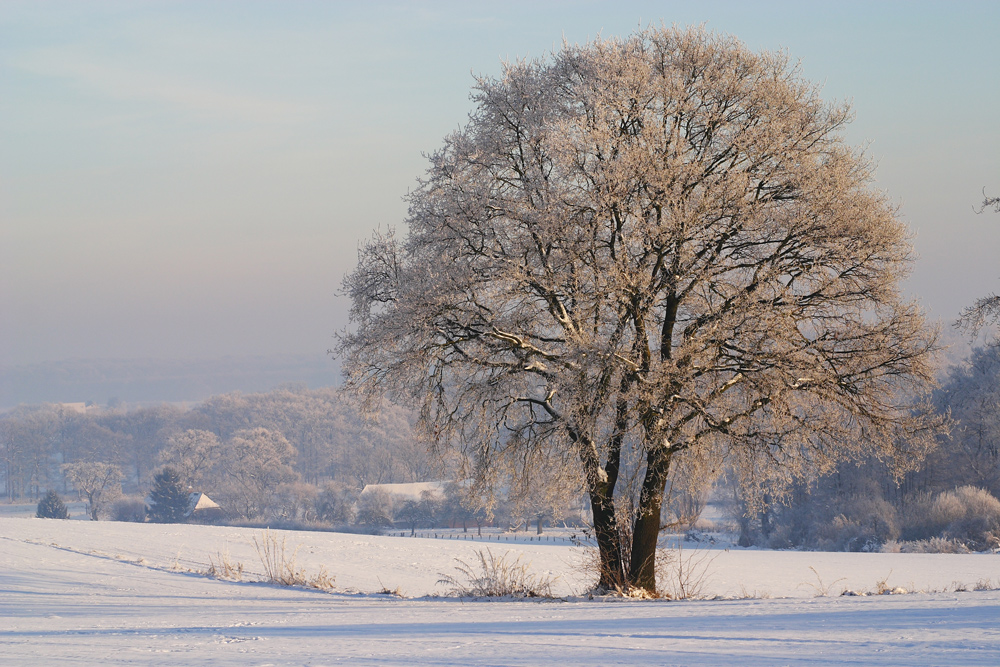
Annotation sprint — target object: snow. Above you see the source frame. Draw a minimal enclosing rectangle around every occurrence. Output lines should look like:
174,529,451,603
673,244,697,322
2,517,999,665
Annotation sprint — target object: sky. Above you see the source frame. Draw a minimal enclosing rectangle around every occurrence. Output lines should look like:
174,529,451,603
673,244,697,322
2,0,998,368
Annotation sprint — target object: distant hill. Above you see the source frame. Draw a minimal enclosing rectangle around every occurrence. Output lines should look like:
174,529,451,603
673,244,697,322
0,354,340,410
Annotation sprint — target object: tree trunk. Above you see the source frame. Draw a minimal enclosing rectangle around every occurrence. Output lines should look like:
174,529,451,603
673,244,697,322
589,485,626,590
628,448,672,593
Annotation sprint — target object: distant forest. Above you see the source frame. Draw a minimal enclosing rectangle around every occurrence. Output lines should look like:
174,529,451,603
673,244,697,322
0,386,432,518
3,346,999,551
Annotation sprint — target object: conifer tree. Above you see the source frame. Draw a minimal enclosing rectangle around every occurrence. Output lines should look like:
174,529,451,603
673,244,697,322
36,489,69,519
147,467,190,523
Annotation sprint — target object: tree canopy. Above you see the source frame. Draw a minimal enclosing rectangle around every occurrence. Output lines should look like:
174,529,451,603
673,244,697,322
338,26,943,593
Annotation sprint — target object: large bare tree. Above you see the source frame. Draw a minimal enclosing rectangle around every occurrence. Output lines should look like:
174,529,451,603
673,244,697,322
337,27,943,593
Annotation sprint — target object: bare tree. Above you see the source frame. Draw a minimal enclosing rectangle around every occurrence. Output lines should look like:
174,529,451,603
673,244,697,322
959,294,1000,346
958,190,999,345
62,462,124,520
158,429,222,489
933,346,1000,495
218,428,298,520
337,26,943,593
0,407,58,500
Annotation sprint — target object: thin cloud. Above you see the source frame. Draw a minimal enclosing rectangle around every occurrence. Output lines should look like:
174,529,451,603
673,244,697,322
15,49,317,124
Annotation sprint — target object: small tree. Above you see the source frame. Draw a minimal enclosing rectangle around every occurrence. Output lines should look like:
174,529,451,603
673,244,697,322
147,467,190,523
396,499,423,535
355,488,395,527
316,481,357,524
217,428,298,520
36,489,68,519
63,462,123,521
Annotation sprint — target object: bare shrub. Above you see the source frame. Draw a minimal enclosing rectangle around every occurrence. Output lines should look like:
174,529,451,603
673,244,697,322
376,579,404,597
736,585,772,599
110,496,148,522
930,491,966,528
899,492,937,540
898,537,970,554
253,530,305,585
974,578,994,591
813,495,900,552
880,540,902,553
438,549,555,598
655,545,717,600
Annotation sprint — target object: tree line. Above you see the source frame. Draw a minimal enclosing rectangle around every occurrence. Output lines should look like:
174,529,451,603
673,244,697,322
0,386,429,521
4,344,998,547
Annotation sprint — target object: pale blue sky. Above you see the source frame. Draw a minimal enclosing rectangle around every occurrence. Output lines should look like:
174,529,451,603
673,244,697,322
2,1,998,366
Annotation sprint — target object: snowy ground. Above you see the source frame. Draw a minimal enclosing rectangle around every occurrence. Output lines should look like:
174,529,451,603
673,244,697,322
2,516,999,665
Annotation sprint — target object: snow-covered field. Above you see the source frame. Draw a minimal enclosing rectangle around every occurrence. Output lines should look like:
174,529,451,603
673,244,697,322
2,516,999,665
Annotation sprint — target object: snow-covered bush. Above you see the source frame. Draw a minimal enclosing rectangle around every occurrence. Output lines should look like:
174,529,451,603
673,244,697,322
930,486,1000,550
824,496,900,552
884,537,971,554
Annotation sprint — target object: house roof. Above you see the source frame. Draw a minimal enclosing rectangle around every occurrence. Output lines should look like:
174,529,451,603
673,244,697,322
186,492,221,514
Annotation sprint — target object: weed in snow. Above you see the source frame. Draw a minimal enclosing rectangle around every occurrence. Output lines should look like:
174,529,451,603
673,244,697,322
800,566,847,597
438,548,556,599
203,530,336,591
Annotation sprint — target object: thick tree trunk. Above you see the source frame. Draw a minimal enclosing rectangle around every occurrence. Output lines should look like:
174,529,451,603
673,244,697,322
628,448,672,593
589,486,626,590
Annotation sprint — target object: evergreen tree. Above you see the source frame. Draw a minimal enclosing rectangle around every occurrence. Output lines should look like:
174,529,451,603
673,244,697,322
36,490,69,519
147,467,190,523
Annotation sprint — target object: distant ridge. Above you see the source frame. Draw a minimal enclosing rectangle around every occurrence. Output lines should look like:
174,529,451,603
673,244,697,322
0,353,341,410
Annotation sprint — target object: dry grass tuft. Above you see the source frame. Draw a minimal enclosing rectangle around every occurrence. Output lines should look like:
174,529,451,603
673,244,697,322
438,548,555,598
207,549,245,581
204,530,335,591
800,566,847,597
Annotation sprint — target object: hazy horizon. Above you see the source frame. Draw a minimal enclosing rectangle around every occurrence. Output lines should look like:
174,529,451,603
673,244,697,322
3,2,998,377
0,352,342,409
